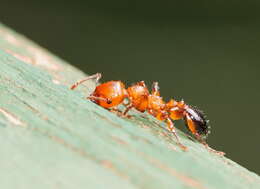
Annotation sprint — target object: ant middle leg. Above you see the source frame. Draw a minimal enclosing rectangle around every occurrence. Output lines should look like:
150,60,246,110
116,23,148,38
71,73,102,90
166,118,187,151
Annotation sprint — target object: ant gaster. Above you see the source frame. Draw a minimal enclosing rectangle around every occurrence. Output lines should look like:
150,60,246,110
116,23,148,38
71,73,224,154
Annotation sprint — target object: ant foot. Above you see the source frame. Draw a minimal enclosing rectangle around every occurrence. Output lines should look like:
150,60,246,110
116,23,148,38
204,144,225,156
209,148,225,156
110,108,132,118
179,143,188,151
121,114,132,119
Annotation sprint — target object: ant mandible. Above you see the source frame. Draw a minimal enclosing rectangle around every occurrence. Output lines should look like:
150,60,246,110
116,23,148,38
71,73,224,154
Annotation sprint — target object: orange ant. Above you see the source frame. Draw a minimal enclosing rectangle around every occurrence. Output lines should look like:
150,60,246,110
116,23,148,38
71,73,224,154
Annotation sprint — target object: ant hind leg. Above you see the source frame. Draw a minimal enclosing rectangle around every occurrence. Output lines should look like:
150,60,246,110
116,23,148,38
195,133,225,156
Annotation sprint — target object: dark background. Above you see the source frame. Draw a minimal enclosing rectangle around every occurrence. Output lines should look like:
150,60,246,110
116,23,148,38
1,1,260,174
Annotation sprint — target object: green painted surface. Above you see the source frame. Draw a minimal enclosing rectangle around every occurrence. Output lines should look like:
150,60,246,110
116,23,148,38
0,23,259,189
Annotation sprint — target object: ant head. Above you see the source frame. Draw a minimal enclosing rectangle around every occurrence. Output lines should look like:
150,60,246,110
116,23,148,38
184,106,210,139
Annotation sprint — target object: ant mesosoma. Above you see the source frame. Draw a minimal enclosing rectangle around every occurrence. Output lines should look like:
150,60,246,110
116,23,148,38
71,73,224,154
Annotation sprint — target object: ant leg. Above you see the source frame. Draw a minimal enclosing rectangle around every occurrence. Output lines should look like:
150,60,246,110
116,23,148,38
88,96,124,116
123,101,131,107
166,118,187,151
137,81,147,88
151,82,160,96
148,109,153,116
123,104,134,115
87,95,112,104
110,108,124,116
194,133,225,156
71,73,102,90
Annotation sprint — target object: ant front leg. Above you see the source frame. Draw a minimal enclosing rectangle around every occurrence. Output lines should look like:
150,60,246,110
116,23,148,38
70,73,102,90
123,104,134,117
88,96,126,117
110,107,124,116
87,95,112,104
166,118,187,151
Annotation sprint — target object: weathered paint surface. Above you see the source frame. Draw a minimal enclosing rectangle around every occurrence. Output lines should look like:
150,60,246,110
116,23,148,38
0,23,259,189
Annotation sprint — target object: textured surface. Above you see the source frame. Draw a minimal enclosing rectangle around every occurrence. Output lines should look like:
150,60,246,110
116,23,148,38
0,23,259,189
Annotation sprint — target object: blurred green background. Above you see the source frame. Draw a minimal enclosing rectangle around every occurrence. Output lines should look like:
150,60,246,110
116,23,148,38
1,0,259,174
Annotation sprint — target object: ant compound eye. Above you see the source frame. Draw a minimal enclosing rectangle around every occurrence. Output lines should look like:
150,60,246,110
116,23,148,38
185,107,210,137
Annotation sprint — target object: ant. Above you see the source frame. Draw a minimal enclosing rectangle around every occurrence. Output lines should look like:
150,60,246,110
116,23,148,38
71,73,224,154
